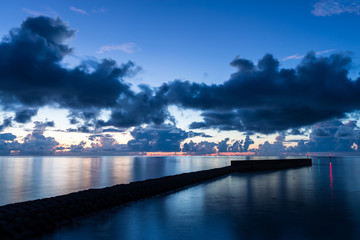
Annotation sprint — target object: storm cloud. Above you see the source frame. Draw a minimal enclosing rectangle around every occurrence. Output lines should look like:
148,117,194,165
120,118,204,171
0,16,134,109
127,124,188,152
256,119,360,155
159,53,360,133
14,109,38,123
0,16,170,128
2,15,360,150
0,133,18,155
182,141,217,155
290,120,360,153
0,117,12,131
217,135,254,153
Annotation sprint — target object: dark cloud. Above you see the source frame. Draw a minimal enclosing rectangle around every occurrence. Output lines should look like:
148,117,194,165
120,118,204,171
0,122,59,155
243,135,255,151
217,135,254,152
0,133,19,155
189,111,244,131
187,131,212,138
0,16,169,129
16,121,58,155
0,133,16,141
289,120,360,153
68,111,98,122
14,109,38,123
88,134,112,141
228,140,245,152
3,16,360,156
159,52,360,134
257,135,287,155
98,85,171,128
19,131,58,155
289,128,307,136
0,16,136,109
68,141,86,153
182,140,217,155
256,120,360,154
0,117,12,131
65,136,127,155
102,128,126,133
182,135,254,155
34,120,54,129
90,135,126,153
127,124,188,152
218,138,230,152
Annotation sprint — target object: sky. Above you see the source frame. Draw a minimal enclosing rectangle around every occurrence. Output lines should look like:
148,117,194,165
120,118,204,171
0,0,360,156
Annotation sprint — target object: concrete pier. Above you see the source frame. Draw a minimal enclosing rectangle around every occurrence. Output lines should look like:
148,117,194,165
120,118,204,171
231,158,312,169
0,158,311,239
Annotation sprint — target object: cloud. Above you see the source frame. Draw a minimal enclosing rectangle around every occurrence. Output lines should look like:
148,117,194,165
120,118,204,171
189,111,245,131
289,128,307,136
19,131,58,155
97,84,171,128
14,109,38,123
102,128,126,133
283,49,335,61
182,141,217,155
22,7,58,17
3,15,360,152
22,8,42,16
159,52,360,134
282,54,304,61
312,0,360,16
127,124,188,152
0,133,16,141
0,133,18,155
70,6,88,15
0,117,12,132
257,134,287,155
0,16,170,129
255,119,360,154
97,43,138,54
67,141,86,153
187,131,212,138
289,120,360,152
217,135,254,152
316,49,336,55
17,121,58,155
0,16,134,109
90,135,126,152
34,120,55,129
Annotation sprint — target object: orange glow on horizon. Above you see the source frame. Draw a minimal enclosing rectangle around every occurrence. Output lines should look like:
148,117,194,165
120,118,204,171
143,151,255,157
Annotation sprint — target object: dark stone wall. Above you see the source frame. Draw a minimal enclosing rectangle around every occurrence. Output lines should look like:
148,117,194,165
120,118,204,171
231,159,312,169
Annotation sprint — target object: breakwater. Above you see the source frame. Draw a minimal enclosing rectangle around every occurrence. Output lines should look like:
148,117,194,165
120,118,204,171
231,158,312,169
0,159,311,239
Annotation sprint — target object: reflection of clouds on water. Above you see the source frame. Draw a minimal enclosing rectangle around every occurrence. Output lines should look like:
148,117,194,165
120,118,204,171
0,156,234,206
38,157,360,239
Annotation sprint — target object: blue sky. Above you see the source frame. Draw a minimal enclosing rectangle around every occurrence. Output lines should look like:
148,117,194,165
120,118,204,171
3,0,359,84
0,0,360,155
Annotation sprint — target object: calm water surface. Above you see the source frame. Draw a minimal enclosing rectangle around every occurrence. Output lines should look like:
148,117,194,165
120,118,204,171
37,156,360,240
0,156,242,206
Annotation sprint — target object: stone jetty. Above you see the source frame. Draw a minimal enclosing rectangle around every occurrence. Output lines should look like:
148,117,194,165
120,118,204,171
0,158,311,239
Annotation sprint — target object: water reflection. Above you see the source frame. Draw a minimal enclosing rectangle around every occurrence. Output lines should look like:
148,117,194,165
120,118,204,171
0,156,236,206
330,161,334,195
41,157,360,240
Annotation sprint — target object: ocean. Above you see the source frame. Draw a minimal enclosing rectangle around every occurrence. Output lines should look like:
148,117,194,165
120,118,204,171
2,156,360,239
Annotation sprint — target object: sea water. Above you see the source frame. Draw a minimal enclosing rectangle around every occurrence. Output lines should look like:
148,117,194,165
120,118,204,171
0,156,237,206
3,156,360,239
